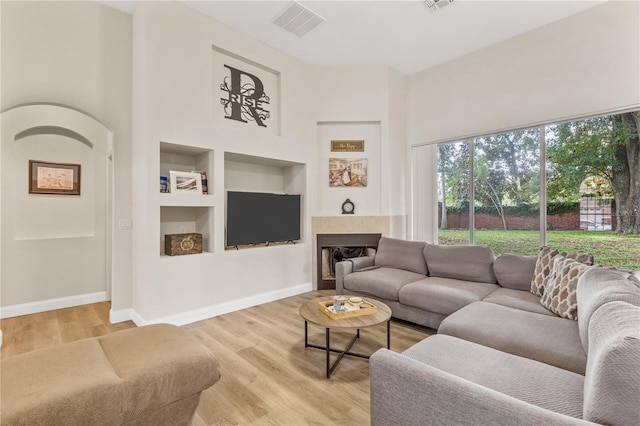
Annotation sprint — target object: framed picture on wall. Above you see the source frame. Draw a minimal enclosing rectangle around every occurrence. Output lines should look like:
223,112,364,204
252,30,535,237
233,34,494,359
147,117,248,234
28,160,81,195
329,158,368,187
169,171,203,194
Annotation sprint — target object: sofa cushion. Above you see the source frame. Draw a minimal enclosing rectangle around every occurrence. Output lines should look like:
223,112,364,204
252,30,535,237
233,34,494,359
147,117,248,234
399,277,499,316
483,288,555,316
374,237,428,275
438,302,586,374
583,301,640,425
577,266,640,352
403,335,585,418
493,254,537,291
343,266,426,301
0,339,125,425
99,324,221,422
424,244,496,283
530,246,593,297
540,256,591,320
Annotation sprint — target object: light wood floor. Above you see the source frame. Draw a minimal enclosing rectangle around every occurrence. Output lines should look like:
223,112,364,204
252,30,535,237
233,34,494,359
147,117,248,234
1,290,432,425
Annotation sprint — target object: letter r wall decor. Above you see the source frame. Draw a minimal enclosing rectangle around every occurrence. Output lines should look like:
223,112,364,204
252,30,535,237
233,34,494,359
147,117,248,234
212,45,281,136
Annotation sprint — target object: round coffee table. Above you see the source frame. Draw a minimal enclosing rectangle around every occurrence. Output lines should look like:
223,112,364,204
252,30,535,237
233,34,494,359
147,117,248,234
299,296,392,378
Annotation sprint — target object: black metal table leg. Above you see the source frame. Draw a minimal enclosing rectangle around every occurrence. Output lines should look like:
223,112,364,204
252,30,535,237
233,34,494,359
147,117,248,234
305,321,391,378
387,320,391,349
325,328,330,378
304,320,309,347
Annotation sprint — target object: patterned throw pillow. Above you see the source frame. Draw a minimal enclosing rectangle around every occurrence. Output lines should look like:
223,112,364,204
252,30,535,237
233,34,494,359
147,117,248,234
530,246,594,297
540,256,592,320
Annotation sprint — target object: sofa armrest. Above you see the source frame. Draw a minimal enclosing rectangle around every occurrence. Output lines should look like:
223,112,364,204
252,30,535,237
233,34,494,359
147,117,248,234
335,257,375,294
370,349,590,426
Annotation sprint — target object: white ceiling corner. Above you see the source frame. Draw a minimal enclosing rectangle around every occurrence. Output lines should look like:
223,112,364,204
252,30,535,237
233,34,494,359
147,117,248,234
98,0,607,75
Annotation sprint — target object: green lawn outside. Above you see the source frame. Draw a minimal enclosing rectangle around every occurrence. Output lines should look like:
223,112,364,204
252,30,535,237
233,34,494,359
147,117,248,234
438,229,640,269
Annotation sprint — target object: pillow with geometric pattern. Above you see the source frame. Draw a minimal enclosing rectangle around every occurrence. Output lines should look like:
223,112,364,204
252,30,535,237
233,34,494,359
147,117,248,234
540,255,592,320
530,246,594,297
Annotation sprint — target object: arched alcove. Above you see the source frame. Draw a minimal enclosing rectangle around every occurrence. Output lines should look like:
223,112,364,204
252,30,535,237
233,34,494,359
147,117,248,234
1,104,113,317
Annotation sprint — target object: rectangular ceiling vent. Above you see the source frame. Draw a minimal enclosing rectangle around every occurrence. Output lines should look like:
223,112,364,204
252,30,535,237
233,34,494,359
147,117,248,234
424,0,454,13
273,1,325,37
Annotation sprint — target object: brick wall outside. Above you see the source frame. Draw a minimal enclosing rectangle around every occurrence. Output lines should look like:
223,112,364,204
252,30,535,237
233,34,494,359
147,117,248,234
439,210,616,231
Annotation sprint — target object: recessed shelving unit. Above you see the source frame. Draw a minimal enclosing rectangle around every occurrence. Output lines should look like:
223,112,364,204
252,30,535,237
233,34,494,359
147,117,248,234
160,141,214,197
224,151,306,250
159,141,215,256
160,206,214,256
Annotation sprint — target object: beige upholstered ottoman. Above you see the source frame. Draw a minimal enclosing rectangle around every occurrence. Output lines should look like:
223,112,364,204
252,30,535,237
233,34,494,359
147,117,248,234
1,324,221,426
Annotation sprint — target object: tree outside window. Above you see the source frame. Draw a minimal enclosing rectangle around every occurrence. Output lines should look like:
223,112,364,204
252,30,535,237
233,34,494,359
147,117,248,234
435,110,639,269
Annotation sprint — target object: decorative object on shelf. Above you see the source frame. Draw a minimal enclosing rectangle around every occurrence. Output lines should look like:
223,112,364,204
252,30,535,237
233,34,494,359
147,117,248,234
329,158,368,187
220,64,271,128
160,176,169,193
169,171,203,194
164,233,203,256
191,171,208,194
28,160,81,196
342,199,355,215
331,140,364,152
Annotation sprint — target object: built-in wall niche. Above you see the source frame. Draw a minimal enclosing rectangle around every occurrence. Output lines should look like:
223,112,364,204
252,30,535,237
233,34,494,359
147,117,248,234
224,152,306,248
160,206,214,256
160,142,214,195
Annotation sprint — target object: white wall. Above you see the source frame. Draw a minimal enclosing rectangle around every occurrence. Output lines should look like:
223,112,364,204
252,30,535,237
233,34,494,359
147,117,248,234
131,1,319,323
0,1,133,312
408,0,640,242
408,1,640,144
311,65,409,235
385,68,410,238
128,1,410,323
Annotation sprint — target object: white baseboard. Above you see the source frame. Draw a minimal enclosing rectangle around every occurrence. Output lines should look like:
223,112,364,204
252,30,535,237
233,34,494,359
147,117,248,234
109,308,146,325
0,292,108,319
110,282,313,327
109,308,136,324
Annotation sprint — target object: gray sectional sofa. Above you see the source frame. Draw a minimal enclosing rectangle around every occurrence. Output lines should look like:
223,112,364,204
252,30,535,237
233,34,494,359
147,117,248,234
335,237,640,425
336,236,543,329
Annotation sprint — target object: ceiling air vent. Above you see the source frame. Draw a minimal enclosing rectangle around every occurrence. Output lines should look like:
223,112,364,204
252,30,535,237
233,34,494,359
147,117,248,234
272,1,325,37
424,0,454,13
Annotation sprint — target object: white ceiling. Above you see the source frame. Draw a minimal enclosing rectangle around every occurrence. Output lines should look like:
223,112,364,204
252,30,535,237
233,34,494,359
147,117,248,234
99,0,606,75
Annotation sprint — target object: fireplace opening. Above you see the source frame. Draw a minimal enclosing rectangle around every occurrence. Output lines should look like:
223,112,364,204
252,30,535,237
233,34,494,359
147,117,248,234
316,233,381,290
321,246,376,281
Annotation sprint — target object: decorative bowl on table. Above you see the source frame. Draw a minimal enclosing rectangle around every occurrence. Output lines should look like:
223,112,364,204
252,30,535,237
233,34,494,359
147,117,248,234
348,296,363,307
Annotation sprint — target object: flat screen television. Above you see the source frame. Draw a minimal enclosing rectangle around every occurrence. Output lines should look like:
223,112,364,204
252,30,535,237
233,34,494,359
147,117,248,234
226,191,301,247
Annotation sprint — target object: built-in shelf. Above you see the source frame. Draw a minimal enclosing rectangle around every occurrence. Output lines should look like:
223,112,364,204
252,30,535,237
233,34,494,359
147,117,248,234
158,193,215,207
159,142,215,256
160,206,214,256
160,141,214,195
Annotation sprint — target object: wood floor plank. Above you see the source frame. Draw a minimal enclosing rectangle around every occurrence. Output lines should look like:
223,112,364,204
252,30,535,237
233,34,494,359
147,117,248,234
1,293,432,424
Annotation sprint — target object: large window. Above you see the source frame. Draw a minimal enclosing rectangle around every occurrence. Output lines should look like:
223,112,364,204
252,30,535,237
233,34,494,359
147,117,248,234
429,110,639,269
437,141,469,245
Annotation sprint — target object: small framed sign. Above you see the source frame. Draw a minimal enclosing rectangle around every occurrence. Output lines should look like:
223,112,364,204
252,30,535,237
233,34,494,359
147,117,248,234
331,140,364,152
29,160,81,196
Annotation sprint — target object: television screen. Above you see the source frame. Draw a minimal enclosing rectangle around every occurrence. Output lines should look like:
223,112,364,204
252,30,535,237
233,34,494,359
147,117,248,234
226,191,301,246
